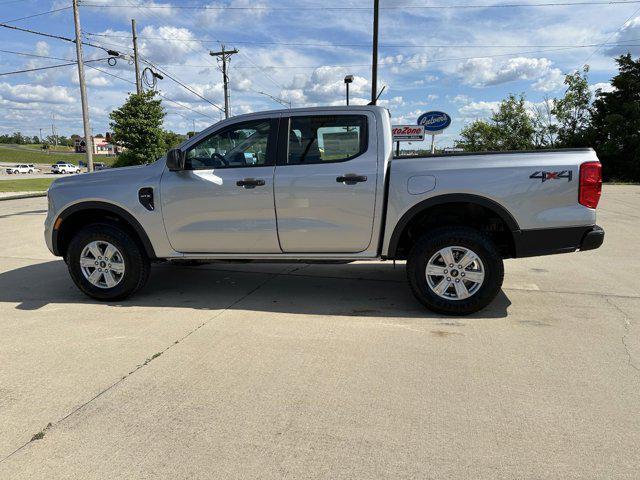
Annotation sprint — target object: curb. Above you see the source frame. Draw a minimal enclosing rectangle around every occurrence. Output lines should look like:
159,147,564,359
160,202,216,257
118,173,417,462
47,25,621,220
0,192,47,201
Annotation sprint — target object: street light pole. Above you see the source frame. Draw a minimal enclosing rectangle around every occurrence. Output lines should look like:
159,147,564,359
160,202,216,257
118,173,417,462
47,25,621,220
370,0,379,104
344,75,353,105
72,0,93,172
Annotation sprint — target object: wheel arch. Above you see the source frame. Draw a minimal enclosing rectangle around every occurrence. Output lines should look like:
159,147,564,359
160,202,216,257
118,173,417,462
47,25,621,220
52,201,156,259
386,194,520,260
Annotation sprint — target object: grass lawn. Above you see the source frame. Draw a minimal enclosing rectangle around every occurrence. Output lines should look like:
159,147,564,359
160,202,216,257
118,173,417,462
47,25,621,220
0,178,55,193
21,144,75,152
0,145,84,165
0,145,117,166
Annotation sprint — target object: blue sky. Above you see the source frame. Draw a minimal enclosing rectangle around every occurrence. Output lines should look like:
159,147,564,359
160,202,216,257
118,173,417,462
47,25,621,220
1,0,639,148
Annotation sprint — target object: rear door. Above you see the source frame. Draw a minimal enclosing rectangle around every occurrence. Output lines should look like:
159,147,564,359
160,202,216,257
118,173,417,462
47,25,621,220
274,112,378,253
160,117,281,253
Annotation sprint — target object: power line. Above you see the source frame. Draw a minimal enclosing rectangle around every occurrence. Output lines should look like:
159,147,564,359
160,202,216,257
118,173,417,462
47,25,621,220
82,31,226,113
86,63,218,121
119,0,228,113
237,51,289,101
79,1,640,10
579,5,640,66
0,22,123,56
0,6,72,24
94,0,287,111
0,48,75,62
0,0,37,5
83,31,640,49
145,45,640,71
0,57,109,76
138,56,226,114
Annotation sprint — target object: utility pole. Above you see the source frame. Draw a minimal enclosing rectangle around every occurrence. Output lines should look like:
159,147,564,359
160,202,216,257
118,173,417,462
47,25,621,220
72,0,93,172
131,19,142,94
209,45,238,119
371,0,379,104
51,113,58,149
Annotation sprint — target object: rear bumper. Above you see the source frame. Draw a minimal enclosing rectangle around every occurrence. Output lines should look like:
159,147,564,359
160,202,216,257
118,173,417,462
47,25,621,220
514,225,604,258
579,225,605,251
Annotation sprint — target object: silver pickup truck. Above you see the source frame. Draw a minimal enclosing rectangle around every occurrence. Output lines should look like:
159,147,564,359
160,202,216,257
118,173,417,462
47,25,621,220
44,105,604,315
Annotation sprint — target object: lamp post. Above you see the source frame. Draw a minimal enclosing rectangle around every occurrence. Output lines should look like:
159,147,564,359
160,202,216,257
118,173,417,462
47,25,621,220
344,75,354,105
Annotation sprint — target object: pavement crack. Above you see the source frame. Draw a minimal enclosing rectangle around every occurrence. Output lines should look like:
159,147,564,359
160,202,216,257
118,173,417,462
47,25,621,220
0,270,284,465
606,298,640,375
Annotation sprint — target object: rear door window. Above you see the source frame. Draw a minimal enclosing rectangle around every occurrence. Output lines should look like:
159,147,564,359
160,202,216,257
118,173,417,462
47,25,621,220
287,115,367,165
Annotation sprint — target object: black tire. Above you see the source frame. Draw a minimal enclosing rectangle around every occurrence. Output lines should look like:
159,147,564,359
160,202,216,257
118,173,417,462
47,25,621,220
406,226,504,316
66,223,150,301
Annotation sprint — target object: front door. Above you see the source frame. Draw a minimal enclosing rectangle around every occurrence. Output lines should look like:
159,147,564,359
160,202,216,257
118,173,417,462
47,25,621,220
274,112,378,253
160,117,281,253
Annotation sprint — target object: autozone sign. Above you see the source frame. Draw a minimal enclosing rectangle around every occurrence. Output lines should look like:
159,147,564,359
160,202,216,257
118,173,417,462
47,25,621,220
392,125,425,142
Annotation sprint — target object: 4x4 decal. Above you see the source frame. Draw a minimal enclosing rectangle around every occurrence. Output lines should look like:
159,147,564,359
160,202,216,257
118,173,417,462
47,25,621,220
530,170,573,183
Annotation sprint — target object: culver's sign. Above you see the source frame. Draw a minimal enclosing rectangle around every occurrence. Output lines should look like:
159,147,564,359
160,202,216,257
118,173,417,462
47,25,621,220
392,125,425,142
417,111,451,134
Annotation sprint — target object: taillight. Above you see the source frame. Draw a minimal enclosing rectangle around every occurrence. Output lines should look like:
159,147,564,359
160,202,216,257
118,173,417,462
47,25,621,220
579,161,602,209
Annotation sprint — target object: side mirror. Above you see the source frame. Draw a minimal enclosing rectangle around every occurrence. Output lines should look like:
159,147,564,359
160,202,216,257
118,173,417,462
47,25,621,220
166,148,185,171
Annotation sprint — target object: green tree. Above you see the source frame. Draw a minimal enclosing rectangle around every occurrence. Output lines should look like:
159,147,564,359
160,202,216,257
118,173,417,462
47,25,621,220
589,54,640,181
109,91,166,167
552,66,592,147
531,96,556,148
456,120,499,151
456,94,535,151
162,130,186,151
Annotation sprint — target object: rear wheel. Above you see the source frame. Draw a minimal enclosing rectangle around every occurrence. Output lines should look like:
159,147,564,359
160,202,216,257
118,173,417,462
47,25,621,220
66,224,150,301
406,227,504,316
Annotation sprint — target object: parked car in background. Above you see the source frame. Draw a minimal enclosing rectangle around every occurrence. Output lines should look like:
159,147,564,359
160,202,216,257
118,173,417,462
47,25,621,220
51,163,80,174
6,164,35,174
44,105,604,315
94,162,110,171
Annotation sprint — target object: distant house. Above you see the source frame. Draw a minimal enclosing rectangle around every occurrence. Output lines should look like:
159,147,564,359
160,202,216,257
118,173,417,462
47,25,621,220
74,134,122,155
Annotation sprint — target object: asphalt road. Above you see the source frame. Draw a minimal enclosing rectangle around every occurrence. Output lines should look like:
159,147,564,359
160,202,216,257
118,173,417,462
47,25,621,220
0,186,638,479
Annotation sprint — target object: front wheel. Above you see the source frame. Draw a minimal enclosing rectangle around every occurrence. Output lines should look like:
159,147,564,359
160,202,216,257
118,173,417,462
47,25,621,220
406,227,504,316
66,224,150,301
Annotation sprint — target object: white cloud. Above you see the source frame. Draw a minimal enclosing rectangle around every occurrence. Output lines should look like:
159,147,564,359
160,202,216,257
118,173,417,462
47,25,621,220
458,101,501,118
66,0,176,21
35,41,49,57
70,69,112,88
605,16,640,57
380,53,429,74
449,94,472,104
280,66,370,106
589,82,616,95
196,0,269,27
458,98,548,120
0,83,75,104
457,57,564,91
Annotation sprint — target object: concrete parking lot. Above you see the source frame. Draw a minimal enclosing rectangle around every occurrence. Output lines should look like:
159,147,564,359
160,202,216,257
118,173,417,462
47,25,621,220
0,185,638,479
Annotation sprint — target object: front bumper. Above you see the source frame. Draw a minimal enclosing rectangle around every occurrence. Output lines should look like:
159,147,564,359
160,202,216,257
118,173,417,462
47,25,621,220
514,225,605,258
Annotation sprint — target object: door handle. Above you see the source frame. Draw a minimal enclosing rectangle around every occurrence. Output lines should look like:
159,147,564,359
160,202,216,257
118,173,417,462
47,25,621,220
236,178,266,189
336,174,367,185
